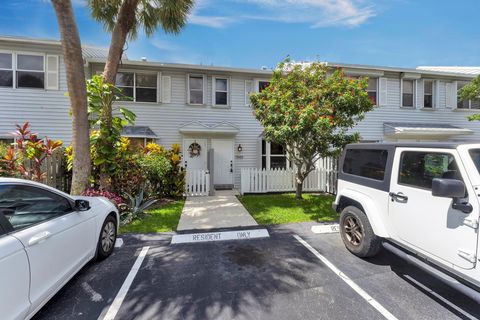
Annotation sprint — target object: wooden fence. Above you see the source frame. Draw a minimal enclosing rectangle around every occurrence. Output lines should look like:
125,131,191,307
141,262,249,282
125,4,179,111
185,169,210,196
240,157,338,195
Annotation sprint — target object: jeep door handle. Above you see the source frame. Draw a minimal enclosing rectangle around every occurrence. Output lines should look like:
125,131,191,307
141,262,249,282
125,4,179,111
389,192,408,202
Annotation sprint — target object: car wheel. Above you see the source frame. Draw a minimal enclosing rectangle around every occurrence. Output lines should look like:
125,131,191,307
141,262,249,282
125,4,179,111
339,206,381,258
96,215,117,260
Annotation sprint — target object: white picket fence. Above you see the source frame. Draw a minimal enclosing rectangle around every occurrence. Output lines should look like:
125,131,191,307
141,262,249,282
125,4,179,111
240,158,338,195
185,169,210,196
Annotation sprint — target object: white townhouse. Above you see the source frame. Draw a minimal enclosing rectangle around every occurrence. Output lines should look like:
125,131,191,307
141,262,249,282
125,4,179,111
0,35,479,190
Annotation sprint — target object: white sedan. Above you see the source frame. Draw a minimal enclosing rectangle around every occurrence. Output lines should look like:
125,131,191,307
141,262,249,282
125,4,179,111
0,178,119,320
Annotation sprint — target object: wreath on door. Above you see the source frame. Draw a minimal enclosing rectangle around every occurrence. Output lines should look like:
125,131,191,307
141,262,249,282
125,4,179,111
187,142,202,157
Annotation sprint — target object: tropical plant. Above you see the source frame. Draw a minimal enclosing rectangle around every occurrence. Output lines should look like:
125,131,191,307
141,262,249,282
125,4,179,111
459,75,480,121
125,187,158,219
82,187,125,207
250,60,374,199
1,123,63,182
137,152,171,196
163,143,185,197
87,75,136,189
51,0,91,195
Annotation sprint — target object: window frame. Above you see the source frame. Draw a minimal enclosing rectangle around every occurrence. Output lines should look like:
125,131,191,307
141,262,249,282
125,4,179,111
255,79,271,93
212,76,230,107
397,151,460,191
0,183,76,233
115,70,158,103
457,81,480,110
423,79,435,109
187,74,205,105
15,52,45,90
261,140,289,170
401,79,415,108
0,51,13,88
366,77,378,106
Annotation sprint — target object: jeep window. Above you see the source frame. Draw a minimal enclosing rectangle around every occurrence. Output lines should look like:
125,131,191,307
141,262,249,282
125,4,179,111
399,152,461,189
343,149,388,180
468,149,480,174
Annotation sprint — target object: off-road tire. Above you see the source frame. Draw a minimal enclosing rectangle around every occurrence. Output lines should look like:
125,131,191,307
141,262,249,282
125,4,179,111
339,206,381,258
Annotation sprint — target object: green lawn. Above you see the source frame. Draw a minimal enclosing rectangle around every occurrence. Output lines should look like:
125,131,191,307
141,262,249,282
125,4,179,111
238,193,338,225
120,199,185,233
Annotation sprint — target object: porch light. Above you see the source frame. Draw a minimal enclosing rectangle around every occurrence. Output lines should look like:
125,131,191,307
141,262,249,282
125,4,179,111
237,144,243,152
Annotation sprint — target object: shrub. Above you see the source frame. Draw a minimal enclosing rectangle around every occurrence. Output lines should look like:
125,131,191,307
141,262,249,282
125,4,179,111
82,188,124,207
163,143,186,198
137,152,171,196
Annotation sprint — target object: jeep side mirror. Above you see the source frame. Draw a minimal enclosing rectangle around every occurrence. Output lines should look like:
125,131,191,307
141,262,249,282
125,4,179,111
432,178,465,198
432,178,472,214
74,199,91,212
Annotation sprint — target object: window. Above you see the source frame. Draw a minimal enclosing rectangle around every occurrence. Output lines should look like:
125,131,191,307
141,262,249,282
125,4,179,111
423,80,434,108
16,54,44,89
0,138,14,145
0,185,72,231
213,77,229,106
343,149,388,181
367,78,378,105
457,81,480,109
402,79,414,107
189,75,204,104
399,152,461,189
258,80,270,92
0,53,13,87
115,72,157,103
261,140,288,169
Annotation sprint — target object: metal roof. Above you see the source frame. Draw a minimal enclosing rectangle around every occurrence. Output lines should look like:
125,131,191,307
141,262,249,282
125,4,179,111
417,66,480,75
383,122,473,138
346,141,480,149
121,126,157,138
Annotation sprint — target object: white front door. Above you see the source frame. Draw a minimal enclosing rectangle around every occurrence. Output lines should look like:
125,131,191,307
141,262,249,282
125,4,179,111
211,139,234,186
183,139,208,172
388,148,479,270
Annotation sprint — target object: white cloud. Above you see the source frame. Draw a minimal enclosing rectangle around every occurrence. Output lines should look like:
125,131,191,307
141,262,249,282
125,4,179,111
241,0,375,27
188,15,234,28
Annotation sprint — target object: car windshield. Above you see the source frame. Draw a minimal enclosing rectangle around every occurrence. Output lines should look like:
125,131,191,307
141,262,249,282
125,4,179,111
469,149,480,174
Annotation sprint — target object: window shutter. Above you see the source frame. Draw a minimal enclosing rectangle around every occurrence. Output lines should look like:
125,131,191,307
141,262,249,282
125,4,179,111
245,80,253,105
446,81,457,109
435,80,440,108
46,55,59,90
378,77,388,106
416,79,424,109
162,75,171,103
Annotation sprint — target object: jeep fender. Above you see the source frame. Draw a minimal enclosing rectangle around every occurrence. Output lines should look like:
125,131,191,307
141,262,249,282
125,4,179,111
335,188,390,238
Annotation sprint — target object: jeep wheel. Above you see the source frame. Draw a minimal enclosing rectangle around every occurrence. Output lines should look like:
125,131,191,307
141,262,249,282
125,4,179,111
340,206,381,258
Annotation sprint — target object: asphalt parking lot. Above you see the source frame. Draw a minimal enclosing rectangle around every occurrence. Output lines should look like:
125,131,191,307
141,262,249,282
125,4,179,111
34,222,480,320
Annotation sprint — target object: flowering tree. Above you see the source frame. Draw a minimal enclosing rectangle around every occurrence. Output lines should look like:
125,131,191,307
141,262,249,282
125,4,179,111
250,60,374,199
459,76,480,121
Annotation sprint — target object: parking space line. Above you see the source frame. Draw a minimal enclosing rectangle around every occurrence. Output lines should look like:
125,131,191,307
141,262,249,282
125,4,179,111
294,235,398,320
100,246,150,320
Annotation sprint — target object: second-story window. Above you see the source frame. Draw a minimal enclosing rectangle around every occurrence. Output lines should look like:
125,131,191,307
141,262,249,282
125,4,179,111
424,80,434,108
115,72,157,103
402,79,414,107
367,78,378,105
213,77,228,106
189,75,204,104
17,54,44,89
457,81,480,109
258,80,270,92
0,53,13,87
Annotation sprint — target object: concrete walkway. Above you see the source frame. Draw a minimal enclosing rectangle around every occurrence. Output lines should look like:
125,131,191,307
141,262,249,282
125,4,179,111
177,190,258,231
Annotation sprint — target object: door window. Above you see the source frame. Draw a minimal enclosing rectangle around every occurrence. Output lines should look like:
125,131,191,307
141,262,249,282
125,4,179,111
398,152,461,190
0,185,72,231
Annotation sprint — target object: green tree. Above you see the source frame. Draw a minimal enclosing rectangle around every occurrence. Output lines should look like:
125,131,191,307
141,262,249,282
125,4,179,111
250,61,374,199
459,76,480,121
87,0,194,189
51,0,91,195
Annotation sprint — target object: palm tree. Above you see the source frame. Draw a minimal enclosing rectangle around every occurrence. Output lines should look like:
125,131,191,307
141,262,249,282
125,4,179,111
87,0,194,190
51,0,91,195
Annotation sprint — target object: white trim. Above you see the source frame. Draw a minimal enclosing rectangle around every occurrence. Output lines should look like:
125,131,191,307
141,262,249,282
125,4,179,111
187,73,206,105
212,75,230,107
366,77,378,106
422,79,435,109
116,70,158,103
401,78,415,108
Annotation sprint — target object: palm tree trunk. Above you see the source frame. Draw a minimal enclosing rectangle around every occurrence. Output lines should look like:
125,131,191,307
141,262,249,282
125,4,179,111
51,0,90,195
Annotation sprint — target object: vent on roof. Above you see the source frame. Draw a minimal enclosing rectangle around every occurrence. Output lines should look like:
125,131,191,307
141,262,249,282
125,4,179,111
141,57,147,62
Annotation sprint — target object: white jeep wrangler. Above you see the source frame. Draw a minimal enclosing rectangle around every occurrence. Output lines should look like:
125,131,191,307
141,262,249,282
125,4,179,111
333,142,480,302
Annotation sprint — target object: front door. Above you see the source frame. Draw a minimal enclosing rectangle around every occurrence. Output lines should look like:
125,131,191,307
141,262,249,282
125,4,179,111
183,139,208,172
388,148,479,270
211,139,234,186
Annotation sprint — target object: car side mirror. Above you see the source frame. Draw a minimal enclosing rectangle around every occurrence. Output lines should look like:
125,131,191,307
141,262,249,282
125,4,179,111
74,199,91,212
432,178,472,214
432,178,465,198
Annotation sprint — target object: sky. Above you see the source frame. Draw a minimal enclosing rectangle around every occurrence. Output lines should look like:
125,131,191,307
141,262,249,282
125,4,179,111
1,0,480,70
